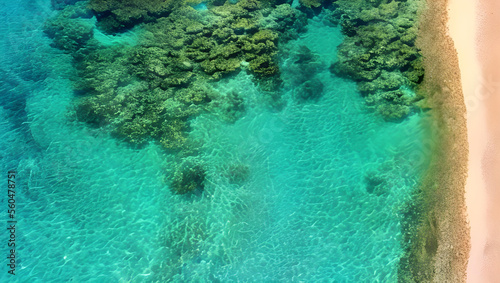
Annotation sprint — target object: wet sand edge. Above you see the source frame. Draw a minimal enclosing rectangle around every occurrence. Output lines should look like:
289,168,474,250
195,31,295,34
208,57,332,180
400,0,471,281
420,0,470,281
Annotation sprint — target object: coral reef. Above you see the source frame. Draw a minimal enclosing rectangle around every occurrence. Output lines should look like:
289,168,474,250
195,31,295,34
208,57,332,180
45,0,305,194
87,0,178,32
69,1,303,150
44,2,94,52
47,0,426,195
299,0,326,8
327,0,425,120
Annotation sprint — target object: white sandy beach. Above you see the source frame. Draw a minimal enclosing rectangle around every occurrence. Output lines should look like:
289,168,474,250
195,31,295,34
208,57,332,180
448,0,500,281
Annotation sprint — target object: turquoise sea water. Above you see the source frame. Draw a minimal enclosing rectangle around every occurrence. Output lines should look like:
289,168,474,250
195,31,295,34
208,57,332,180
1,1,429,282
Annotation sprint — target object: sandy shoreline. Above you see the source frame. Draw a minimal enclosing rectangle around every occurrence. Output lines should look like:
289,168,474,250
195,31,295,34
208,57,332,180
448,0,500,281
405,0,470,281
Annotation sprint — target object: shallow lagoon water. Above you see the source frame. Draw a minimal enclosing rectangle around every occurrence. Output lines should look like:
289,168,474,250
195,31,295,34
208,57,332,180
1,1,428,281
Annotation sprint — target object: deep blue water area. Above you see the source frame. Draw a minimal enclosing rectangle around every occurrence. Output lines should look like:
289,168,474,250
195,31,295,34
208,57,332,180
1,1,429,281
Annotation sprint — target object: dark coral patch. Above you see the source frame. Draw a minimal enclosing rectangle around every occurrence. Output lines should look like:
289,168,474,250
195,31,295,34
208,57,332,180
327,0,425,120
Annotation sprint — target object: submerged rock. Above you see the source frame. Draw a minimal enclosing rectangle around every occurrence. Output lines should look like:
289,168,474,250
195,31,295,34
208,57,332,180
295,78,324,102
171,158,207,194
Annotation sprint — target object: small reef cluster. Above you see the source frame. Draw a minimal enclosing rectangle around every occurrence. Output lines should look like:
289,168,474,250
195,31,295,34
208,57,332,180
44,0,425,193
327,0,425,120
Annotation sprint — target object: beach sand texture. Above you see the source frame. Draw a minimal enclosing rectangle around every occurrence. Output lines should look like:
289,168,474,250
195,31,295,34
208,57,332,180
448,0,500,282
409,0,470,281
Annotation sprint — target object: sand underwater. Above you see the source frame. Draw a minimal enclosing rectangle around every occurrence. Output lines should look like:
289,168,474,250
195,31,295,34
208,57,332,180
0,0,470,282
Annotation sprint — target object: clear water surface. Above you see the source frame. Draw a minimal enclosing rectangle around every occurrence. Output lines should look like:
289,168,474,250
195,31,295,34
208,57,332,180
0,0,428,282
